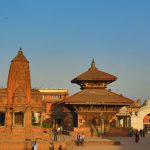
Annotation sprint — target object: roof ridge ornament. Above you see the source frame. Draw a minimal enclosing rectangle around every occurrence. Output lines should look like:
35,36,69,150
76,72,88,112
18,48,23,55
89,58,97,71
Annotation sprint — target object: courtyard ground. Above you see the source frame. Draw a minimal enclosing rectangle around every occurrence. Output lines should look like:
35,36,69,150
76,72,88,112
66,134,150,150
0,133,149,150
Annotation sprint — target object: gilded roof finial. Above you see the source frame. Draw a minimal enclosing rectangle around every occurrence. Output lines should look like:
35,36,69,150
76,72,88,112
89,58,97,71
18,48,23,55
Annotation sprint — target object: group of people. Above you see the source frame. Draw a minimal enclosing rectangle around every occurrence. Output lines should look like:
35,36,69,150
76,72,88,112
134,129,145,143
31,141,63,150
49,126,64,150
49,143,63,150
139,129,145,137
76,133,85,146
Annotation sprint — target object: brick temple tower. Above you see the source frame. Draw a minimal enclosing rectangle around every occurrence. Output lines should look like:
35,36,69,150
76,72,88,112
0,49,67,149
6,48,32,132
7,48,31,106
0,48,47,140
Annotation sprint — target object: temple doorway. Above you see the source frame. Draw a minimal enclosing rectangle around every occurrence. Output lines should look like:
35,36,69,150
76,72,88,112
117,116,130,127
14,112,24,127
0,112,5,126
73,112,78,127
63,105,78,128
32,112,41,126
54,118,63,127
63,111,78,129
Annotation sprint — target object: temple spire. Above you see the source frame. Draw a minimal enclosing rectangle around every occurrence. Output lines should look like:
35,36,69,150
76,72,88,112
12,48,28,62
7,49,31,105
89,58,97,71
18,48,23,55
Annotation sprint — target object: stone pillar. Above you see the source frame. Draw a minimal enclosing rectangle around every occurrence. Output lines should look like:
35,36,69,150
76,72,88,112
124,117,127,127
101,119,105,133
25,107,32,131
126,117,129,127
40,112,42,126
116,117,119,127
5,108,12,132
122,117,125,127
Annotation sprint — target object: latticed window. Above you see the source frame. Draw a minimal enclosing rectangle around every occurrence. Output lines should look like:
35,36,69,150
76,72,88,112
14,112,24,126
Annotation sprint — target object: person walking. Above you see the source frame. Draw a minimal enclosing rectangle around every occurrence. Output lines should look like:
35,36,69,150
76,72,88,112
49,142,54,150
76,133,80,146
52,128,58,141
90,127,93,136
58,144,63,150
32,141,38,150
143,129,145,137
135,131,140,143
140,129,143,137
80,133,85,144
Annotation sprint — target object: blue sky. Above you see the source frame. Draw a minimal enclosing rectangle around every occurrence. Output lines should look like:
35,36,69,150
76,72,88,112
0,0,150,102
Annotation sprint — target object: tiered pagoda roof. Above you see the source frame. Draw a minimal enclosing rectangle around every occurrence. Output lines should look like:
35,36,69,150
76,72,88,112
65,89,134,105
66,59,135,106
71,59,117,89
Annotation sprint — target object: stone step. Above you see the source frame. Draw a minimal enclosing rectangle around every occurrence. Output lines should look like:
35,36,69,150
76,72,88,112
0,140,120,150
0,133,50,141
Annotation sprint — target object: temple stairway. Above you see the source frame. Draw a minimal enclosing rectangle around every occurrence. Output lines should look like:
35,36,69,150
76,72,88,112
0,133,120,150
0,131,51,150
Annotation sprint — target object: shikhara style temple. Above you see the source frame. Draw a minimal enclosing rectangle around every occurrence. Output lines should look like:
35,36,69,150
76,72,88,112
0,48,149,142
63,59,137,136
0,49,68,141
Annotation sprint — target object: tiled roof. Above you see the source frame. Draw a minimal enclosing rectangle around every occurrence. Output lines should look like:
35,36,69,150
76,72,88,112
71,59,117,83
71,69,117,83
65,89,134,105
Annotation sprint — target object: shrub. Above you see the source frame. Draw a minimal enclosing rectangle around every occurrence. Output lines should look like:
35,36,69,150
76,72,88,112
42,122,52,128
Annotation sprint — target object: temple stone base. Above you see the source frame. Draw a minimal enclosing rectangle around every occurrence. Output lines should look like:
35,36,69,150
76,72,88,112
71,127,91,136
0,140,66,150
0,140,50,150
0,127,50,140
70,127,129,137
104,127,129,137
0,128,51,150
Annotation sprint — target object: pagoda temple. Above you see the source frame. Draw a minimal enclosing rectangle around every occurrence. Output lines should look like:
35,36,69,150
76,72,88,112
63,59,136,136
